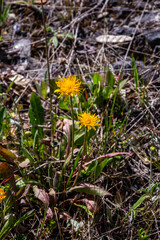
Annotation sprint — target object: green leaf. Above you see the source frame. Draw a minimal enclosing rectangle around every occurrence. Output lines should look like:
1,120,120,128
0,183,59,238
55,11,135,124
22,148,35,165
66,33,75,39
153,161,160,171
29,93,44,139
74,128,85,146
58,97,70,110
103,86,113,99
52,36,58,48
0,107,6,135
46,26,55,33
132,194,150,210
58,143,63,160
0,214,16,239
86,160,98,176
16,234,27,240
41,81,47,99
67,146,83,187
93,73,101,85
14,210,34,226
131,56,139,90
57,33,74,39
107,70,115,88
74,203,93,217
16,179,44,188
0,210,34,239
118,79,127,91
33,129,38,152
94,158,111,179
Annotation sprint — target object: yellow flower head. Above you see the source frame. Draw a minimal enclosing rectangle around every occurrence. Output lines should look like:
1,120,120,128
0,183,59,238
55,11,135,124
54,75,81,98
0,188,6,202
150,146,155,151
77,111,100,130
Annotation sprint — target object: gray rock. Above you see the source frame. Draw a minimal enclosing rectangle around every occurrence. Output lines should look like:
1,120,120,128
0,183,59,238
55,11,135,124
117,7,133,18
155,45,160,53
136,12,160,25
113,57,132,72
146,30,160,48
113,57,144,75
13,38,31,59
112,25,140,37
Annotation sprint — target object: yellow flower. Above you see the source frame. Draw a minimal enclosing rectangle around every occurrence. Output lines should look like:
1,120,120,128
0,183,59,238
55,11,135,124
54,75,81,98
0,188,6,202
150,146,155,151
77,111,100,130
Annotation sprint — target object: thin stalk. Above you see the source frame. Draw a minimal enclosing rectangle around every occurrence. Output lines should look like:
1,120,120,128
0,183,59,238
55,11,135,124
1,93,24,134
40,0,54,155
149,154,152,191
1,203,4,225
73,127,87,186
70,96,74,160
149,144,154,191
108,88,118,131
38,205,48,238
82,127,87,157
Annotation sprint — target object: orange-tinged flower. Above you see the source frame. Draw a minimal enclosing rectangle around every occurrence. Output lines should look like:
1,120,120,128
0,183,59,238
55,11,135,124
54,75,81,98
0,188,6,202
77,111,100,130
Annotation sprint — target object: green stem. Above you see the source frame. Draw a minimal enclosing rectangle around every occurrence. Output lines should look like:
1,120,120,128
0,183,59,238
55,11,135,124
1,203,4,225
38,205,48,237
73,127,87,187
109,88,117,131
82,127,87,157
149,154,152,191
70,96,74,160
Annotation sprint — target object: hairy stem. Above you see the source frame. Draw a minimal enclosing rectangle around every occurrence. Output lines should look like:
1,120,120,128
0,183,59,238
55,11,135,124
70,96,74,160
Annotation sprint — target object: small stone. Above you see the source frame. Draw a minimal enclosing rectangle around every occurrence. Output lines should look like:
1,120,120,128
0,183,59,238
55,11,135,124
112,25,140,37
13,23,21,34
155,45,160,53
97,12,108,19
117,7,133,18
146,30,160,48
13,38,31,59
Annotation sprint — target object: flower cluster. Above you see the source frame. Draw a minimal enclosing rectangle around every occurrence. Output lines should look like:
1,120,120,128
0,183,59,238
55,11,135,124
55,75,81,98
77,111,100,130
55,75,100,131
0,188,6,202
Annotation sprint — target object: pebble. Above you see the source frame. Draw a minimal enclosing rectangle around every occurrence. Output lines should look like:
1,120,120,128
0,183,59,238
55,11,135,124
13,38,31,59
146,30,160,49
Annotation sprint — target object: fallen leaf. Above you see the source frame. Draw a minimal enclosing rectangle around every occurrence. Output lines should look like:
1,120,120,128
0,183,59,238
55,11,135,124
45,207,53,221
33,185,49,205
96,34,132,43
49,188,57,206
0,145,17,163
